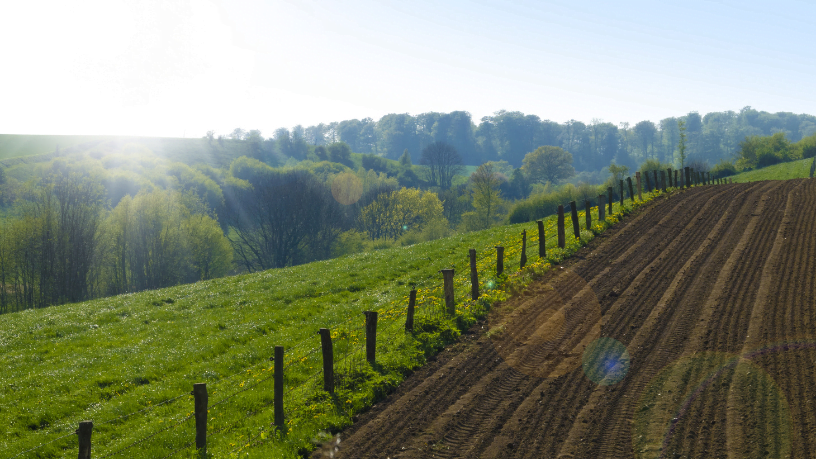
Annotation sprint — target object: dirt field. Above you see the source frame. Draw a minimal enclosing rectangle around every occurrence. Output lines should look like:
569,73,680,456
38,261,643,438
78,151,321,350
331,179,816,459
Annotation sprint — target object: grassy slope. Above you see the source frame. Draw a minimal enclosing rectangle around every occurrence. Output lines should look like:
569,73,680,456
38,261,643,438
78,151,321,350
0,134,109,160
0,191,655,458
731,157,815,182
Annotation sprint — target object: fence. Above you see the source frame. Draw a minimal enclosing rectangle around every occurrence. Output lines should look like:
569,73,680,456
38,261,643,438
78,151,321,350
15,169,725,458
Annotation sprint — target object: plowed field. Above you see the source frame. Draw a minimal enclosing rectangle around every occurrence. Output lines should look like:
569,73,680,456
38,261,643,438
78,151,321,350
332,180,816,459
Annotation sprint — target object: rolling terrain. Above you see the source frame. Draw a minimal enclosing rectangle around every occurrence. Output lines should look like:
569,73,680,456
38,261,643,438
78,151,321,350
335,179,816,458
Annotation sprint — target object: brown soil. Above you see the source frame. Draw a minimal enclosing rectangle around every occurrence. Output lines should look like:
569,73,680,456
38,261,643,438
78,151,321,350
330,180,816,459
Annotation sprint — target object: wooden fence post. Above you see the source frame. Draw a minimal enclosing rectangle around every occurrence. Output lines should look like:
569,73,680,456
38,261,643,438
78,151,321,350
469,250,479,300
619,180,624,206
684,167,691,188
495,246,504,276
810,156,816,178
194,383,208,455
274,346,284,432
607,187,613,215
537,220,545,258
585,200,591,230
598,194,605,222
406,289,416,332
660,170,667,192
569,201,580,239
557,205,566,248
653,171,659,192
365,311,378,363
627,177,634,202
440,269,455,316
667,168,673,187
635,172,642,201
319,329,334,393
675,170,679,189
77,421,92,459
645,170,651,192
520,231,527,268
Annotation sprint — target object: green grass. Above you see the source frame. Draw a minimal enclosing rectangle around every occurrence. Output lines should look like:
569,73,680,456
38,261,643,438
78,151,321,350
0,190,658,458
731,157,815,183
0,134,110,160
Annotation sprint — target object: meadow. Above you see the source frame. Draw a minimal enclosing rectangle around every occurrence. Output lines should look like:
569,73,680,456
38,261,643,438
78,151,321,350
731,156,815,182
1,189,657,458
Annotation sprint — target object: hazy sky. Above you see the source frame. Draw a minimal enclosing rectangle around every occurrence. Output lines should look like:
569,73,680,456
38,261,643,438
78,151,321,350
1,0,814,138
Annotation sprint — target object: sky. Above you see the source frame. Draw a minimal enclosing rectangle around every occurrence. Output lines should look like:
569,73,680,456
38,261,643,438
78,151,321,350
1,0,814,138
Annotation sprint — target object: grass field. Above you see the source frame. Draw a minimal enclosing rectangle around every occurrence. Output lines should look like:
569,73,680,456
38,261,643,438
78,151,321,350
1,189,658,458
0,134,112,160
731,157,815,182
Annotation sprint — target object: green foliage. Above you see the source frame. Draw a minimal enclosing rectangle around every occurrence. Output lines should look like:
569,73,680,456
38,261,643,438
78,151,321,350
358,188,446,240
710,160,738,179
797,134,816,159
736,132,793,170
507,182,605,224
398,148,412,167
521,146,575,185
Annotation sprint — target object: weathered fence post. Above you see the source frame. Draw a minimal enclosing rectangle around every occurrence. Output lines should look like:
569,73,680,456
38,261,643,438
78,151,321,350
691,168,696,186
675,170,679,189
607,187,613,215
440,270,455,316
653,170,659,192
557,205,566,248
636,172,642,201
77,421,93,459
627,177,634,202
537,220,546,258
365,311,378,363
520,231,527,268
194,383,208,455
274,346,284,432
469,250,479,300
684,167,691,188
660,170,667,192
667,168,673,187
406,289,417,332
570,201,580,239
598,194,606,221
495,246,504,276
645,170,652,192
810,156,816,178
585,200,591,230
319,329,334,393
619,180,624,206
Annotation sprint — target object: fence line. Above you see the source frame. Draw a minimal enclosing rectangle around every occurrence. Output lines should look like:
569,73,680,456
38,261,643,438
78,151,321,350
25,170,712,458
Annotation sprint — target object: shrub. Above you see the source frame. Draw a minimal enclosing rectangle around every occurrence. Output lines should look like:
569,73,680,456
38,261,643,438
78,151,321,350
710,160,738,179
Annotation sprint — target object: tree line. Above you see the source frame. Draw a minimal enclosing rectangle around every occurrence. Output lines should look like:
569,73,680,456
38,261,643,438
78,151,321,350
252,107,816,172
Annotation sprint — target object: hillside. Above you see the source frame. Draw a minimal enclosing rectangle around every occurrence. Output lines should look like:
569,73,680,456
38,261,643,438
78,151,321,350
731,156,815,182
1,192,644,458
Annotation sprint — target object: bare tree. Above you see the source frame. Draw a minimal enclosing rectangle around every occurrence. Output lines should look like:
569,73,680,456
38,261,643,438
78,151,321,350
420,141,464,189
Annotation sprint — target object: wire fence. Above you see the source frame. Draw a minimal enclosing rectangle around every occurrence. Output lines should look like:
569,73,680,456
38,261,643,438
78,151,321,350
11,176,685,458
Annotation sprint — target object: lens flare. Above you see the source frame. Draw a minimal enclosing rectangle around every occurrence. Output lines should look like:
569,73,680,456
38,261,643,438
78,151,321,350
582,337,630,385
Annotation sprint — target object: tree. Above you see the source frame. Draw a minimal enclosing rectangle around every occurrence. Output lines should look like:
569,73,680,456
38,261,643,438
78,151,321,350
469,163,504,229
399,149,412,168
634,121,657,159
678,120,688,169
521,146,575,185
420,141,464,189
185,214,233,280
358,188,445,240
224,169,342,271
230,128,247,140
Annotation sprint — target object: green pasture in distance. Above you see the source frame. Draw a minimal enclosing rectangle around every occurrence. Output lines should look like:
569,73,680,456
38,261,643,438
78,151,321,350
0,134,111,160
731,157,814,182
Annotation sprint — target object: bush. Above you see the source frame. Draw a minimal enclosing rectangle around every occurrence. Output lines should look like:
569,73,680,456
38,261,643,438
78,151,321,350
757,150,784,168
710,160,738,179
